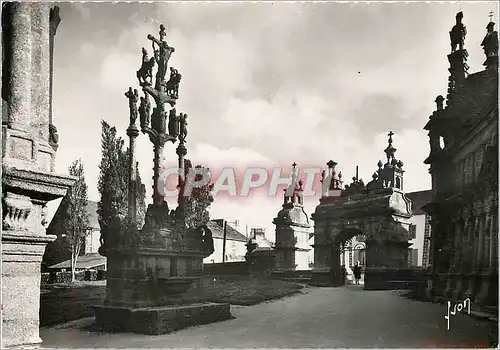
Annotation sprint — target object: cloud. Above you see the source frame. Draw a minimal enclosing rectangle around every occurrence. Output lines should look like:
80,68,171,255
50,2,494,238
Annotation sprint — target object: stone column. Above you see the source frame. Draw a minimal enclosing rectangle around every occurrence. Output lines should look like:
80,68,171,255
476,212,486,271
30,2,51,142
476,204,499,305
5,2,32,130
443,218,460,297
464,214,480,298
48,6,61,151
152,143,165,205
489,210,498,270
2,7,76,346
452,213,471,300
127,125,139,222
176,142,187,211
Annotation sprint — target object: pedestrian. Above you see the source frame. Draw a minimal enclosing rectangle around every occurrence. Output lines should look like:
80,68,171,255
353,261,362,285
341,265,347,285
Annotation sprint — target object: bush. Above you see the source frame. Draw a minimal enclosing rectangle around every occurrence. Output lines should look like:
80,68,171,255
84,269,98,281
97,270,107,280
75,271,85,281
41,272,50,285
55,271,72,284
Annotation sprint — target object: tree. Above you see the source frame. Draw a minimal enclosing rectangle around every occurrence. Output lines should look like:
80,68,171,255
97,120,147,248
183,164,214,229
57,159,90,282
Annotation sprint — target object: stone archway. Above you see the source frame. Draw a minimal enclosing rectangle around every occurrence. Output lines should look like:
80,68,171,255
310,189,413,288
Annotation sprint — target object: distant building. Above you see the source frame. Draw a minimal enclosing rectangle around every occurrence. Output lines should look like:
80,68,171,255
249,228,274,250
406,190,433,267
43,200,101,271
203,219,248,264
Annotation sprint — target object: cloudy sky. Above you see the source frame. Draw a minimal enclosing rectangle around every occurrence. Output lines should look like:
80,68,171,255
49,1,498,240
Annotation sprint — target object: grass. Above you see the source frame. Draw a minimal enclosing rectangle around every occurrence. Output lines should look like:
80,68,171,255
40,275,305,327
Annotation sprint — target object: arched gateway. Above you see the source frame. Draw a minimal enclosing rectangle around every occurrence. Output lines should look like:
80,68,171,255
310,132,414,289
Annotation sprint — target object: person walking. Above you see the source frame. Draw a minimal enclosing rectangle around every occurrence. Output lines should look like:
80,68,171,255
341,265,347,285
353,261,362,285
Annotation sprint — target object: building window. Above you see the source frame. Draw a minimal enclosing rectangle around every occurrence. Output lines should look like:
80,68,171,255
439,136,445,149
409,224,417,240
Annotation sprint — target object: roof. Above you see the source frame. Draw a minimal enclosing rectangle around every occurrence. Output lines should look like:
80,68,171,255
406,190,433,215
47,199,100,233
206,220,248,242
48,253,106,270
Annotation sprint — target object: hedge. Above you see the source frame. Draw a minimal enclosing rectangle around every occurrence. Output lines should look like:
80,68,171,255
41,269,104,284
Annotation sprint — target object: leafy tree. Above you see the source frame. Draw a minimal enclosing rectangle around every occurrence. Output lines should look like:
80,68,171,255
183,164,214,229
97,120,147,248
57,159,90,281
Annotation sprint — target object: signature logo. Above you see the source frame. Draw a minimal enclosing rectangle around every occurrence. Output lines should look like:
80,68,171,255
444,298,471,330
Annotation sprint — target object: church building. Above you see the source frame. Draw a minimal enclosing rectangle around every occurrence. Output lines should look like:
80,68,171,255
423,12,498,308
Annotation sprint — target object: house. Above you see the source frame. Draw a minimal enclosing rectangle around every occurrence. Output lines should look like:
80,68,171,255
423,12,498,306
406,190,433,267
46,252,106,272
203,219,249,264
249,228,274,251
43,200,101,271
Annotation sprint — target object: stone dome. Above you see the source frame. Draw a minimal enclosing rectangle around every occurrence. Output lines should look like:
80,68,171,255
275,205,310,227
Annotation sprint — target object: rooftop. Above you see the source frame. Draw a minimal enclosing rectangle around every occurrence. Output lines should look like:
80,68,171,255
207,220,248,242
406,190,433,215
47,253,105,270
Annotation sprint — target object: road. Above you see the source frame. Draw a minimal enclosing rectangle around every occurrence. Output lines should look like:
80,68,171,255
40,285,495,348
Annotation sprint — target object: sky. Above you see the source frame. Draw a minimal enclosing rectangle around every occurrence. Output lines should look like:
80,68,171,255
47,1,498,241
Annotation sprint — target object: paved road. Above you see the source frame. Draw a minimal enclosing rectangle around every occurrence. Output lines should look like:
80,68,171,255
40,285,495,348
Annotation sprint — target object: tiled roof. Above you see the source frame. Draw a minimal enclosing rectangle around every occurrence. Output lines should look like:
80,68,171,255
47,199,100,233
48,253,106,270
206,220,248,242
406,190,432,215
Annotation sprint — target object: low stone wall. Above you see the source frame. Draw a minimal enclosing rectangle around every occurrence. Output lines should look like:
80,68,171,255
246,250,276,275
203,262,249,275
364,267,427,290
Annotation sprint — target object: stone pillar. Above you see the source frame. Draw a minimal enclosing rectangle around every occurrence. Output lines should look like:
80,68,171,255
152,143,165,205
476,212,486,270
1,4,75,347
48,6,61,151
5,2,32,130
443,218,459,298
30,2,51,142
452,213,471,300
476,205,499,305
464,214,480,298
127,125,139,222
176,143,187,210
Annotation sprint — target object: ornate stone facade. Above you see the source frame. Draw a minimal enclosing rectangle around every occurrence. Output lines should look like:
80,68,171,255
1,3,75,348
310,133,414,288
423,13,498,308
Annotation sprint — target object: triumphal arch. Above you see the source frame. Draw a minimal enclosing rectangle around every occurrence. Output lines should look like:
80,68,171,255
310,132,414,289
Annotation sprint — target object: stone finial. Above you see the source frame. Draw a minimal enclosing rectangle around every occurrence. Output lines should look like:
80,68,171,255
481,13,499,70
326,160,337,169
384,131,397,164
435,95,445,110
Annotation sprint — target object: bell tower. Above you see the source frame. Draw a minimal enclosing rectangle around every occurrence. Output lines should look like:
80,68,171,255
379,131,405,190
